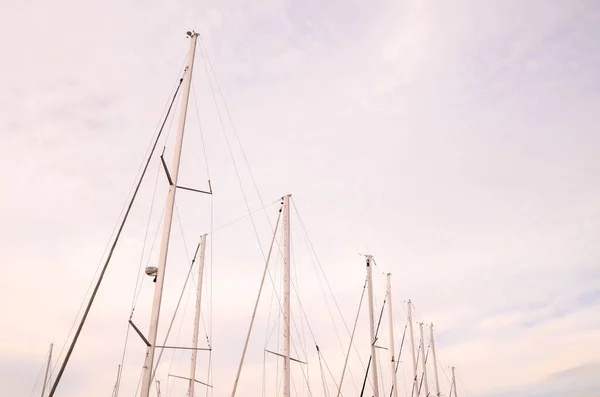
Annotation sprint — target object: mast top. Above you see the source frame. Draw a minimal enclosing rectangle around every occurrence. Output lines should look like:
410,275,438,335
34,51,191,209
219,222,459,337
186,30,199,38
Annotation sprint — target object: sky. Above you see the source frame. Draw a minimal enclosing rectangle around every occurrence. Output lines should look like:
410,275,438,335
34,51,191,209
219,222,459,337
1,0,600,396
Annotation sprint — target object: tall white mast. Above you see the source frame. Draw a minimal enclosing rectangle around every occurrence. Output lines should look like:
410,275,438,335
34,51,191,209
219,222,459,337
407,300,418,397
282,194,291,397
188,234,207,397
41,343,53,397
386,274,399,397
140,31,199,397
451,367,458,397
429,324,440,396
366,255,380,397
419,323,429,397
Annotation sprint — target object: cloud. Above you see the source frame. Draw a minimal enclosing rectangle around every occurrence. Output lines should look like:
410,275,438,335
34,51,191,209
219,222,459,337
482,362,600,397
2,0,600,397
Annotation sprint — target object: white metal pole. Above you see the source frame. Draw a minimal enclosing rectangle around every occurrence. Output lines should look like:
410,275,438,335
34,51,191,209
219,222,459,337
386,274,399,397
140,31,198,397
336,279,366,397
419,323,429,397
452,367,458,397
366,255,380,397
229,208,282,397
282,194,291,397
407,300,418,396
41,343,53,397
429,324,440,396
188,234,207,397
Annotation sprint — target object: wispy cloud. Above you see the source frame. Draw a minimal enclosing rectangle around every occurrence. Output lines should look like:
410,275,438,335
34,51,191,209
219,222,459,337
2,0,600,396
483,362,600,397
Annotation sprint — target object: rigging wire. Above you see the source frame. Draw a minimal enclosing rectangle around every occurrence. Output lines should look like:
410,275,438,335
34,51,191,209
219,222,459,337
48,69,187,397
388,324,408,397
400,361,409,397
359,299,386,397
196,33,379,397
115,152,164,397
291,231,311,397
291,282,344,395
407,302,467,397
165,271,194,397
176,205,210,348
233,205,315,397
198,35,319,397
196,34,265,212
191,76,214,397
196,31,328,397
27,356,46,397
210,200,280,235
116,57,186,394
291,233,309,362
317,352,331,397
197,32,269,262
291,363,313,397
262,252,281,397
376,347,386,397
336,279,367,397
132,200,168,310
197,34,299,397
317,346,342,397
292,199,367,388
150,212,200,381
293,199,369,363
417,348,430,396
197,35,311,397
457,370,473,397
230,205,282,397
133,366,144,397
162,210,199,396
194,46,304,397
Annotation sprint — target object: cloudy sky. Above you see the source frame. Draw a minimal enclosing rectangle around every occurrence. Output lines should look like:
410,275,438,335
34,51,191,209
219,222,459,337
1,0,600,396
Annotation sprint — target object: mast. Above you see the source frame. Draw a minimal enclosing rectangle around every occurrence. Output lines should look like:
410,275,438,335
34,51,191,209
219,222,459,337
451,367,458,397
419,323,429,396
140,30,199,397
429,324,440,396
229,207,282,397
407,299,419,397
188,234,207,397
366,255,380,397
282,194,291,397
407,300,418,396
386,274,399,397
40,343,53,397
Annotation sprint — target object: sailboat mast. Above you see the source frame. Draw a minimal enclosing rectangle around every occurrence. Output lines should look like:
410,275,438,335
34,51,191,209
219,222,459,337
282,194,291,397
140,31,199,397
386,274,399,397
365,255,380,397
188,234,207,397
429,324,440,396
419,323,429,396
451,367,458,397
40,343,53,397
407,300,418,396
